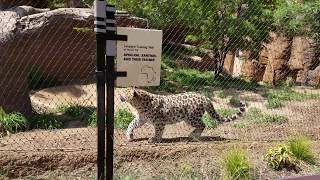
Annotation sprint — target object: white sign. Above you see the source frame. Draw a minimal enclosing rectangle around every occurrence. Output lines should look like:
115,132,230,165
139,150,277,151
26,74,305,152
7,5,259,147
116,27,162,87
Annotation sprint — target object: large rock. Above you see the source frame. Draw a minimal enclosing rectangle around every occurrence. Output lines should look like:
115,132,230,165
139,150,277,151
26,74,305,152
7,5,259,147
240,60,266,81
0,6,148,116
288,36,316,83
0,0,48,9
262,33,292,85
306,66,320,87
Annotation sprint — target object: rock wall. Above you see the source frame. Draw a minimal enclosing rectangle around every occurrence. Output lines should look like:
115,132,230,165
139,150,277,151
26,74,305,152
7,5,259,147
232,33,319,86
0,6,148,116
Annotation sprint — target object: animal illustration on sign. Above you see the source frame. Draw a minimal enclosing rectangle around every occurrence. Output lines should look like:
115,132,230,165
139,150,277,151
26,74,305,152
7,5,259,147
141,65,156,83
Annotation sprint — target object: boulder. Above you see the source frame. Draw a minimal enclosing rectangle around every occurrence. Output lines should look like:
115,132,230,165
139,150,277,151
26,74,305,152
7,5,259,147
288,36,316,83
0,0,48,9
306,66,320,87
262,33,292,85
0,7,148,116
240,60,266,81
223,52,235,75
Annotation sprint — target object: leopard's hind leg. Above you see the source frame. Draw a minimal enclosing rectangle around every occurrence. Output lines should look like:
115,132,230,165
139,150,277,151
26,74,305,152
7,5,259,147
149,123,165,143
186,117,205,142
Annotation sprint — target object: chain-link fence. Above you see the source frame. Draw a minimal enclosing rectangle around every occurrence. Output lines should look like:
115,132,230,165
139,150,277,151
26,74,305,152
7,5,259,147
1,0,320,179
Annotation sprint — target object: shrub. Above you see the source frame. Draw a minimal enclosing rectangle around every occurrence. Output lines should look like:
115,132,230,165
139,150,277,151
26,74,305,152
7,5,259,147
58,105,95,121
217,108,238,117
114,109,135,129
88,109,134,129
288,136,315,164
0,108,28,134
265,144,298,171
29,113,64,129
229,96,241,106
222,149,252,180
218,91,227,99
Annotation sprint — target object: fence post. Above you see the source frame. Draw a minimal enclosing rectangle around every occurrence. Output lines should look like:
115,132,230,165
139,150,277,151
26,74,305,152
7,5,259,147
105,4,127,180
105,4,116,180
94,0,106,179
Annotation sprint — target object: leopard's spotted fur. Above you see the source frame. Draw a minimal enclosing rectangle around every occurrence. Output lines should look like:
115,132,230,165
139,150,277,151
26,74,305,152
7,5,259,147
120,88,246,143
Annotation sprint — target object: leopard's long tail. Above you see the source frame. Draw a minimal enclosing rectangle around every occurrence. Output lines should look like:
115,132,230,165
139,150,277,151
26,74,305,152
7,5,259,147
205,101,246,123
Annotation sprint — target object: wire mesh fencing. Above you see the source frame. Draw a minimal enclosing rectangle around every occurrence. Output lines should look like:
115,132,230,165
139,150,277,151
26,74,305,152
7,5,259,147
0,0,320,179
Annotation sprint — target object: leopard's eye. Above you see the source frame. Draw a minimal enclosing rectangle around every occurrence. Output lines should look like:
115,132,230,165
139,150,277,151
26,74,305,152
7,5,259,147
133,91,138,97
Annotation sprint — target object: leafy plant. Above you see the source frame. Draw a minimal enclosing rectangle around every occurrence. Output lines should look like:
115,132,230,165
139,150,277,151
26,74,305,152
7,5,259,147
233,122,248,129
218,91,227,99
29,113,64,129
115,109,135,129
0,108,28,134
58,105,95,121
288,136,315,164
222,149,252,180
88,109,134,129
265,144,298,171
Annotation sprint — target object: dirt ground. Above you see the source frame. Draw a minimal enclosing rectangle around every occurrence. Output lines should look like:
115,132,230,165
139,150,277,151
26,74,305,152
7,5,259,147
1,85,320,179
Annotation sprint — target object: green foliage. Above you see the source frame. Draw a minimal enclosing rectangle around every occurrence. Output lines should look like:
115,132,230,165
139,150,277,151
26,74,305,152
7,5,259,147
27,67,60,90
233,122,248,129
29,113,64,130
245,108,287,124
88,111,97,127
73,27,92,33
264,89,320,109
217,108,238,117
273,0,320,37
229,96,241,106
114,109,135,129
88,109,134,129
47,0,65,9
288,136,315,164
265,144,298,171
222,149,252,180
0,108,28,134
58,105,95,121
202,113,219,129
218,91,227,99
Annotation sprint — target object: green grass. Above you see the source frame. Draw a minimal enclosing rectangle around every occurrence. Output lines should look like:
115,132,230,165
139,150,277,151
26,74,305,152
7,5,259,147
202,108,238,129
245,108,287,124
264,89,320,109
288,136,315,164
0,107,28,134
88,108,134,129
58,105,95,121
147,52,261,93
222,149,252,180
233,122,248,129
29,113,64,130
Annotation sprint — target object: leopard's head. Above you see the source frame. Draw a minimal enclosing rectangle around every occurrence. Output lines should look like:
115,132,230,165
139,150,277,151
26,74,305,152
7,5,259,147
119,88,150,107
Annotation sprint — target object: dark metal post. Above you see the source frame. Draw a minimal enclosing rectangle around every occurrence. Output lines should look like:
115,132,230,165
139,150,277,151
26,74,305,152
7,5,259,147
94,1,106,179
105,5,116,180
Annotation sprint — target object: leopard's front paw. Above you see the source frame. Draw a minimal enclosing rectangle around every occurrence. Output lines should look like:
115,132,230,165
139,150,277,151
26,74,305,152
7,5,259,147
126,132,134,142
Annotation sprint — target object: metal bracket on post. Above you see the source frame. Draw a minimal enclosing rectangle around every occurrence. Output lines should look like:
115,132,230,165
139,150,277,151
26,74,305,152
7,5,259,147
105,4,127,180
94,1,107,180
